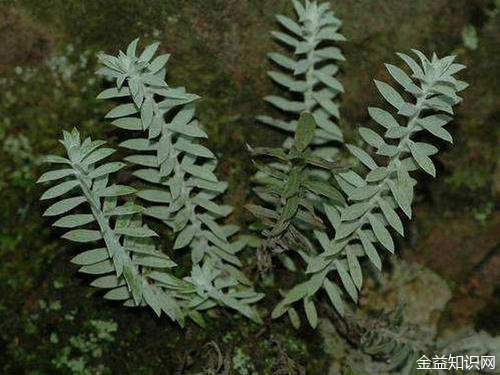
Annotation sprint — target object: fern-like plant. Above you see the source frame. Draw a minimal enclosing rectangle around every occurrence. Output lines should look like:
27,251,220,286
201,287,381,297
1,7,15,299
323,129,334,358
332,302,500,374
268,51,467,326
38,39,263,325
37,4,471,354
247,113,346,327
247,113,344,255
39,129,192,325
251,0,347,274
259,0,345,158
95,39,262,323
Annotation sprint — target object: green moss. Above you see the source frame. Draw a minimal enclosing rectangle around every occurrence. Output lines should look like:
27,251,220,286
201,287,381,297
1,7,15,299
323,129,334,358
232,347,257,375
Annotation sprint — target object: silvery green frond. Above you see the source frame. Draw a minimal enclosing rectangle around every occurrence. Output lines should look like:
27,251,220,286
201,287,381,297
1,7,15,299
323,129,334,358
353,309,499,375
273,50,467,325
96,39,262,323
39,129,263,326
356,307,422,374
259,0,345,160
39,129,194,325
253,1,347,266
248,113,344,327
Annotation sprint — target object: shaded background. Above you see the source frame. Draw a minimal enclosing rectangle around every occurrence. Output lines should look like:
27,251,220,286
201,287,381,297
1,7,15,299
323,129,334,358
0,0,498,373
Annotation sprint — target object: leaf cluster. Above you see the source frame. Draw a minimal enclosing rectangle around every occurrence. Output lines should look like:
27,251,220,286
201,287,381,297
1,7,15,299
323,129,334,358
351,306,500,375
95,39,263,323
262,50,467,327
248,113,345,327
258,0,345,157
248,113,343,254
39,129,192,324
39,39,264,326
37,1,471,338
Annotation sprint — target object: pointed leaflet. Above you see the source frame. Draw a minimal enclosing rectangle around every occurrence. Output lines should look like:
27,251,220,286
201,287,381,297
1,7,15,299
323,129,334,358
71,248,109,265
347,249,363,290
334,260,358,302
385,63,421,94
359,127,384,148
44,196,87,216
37,169,74,183
83,148,115,165
276,15,302,37
268,52,296,71
358,230,382,271
323,278,345,316
368,107,400,129
304,298,318,328
41,180,79,200
418,115,453,143
368,214,395,253
314,70,344,92
89,162,126,179
374,80,405,111
346,145,377,170
378,198,404,236
174,225,196,249
63,229,103,243
53,214,95,228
